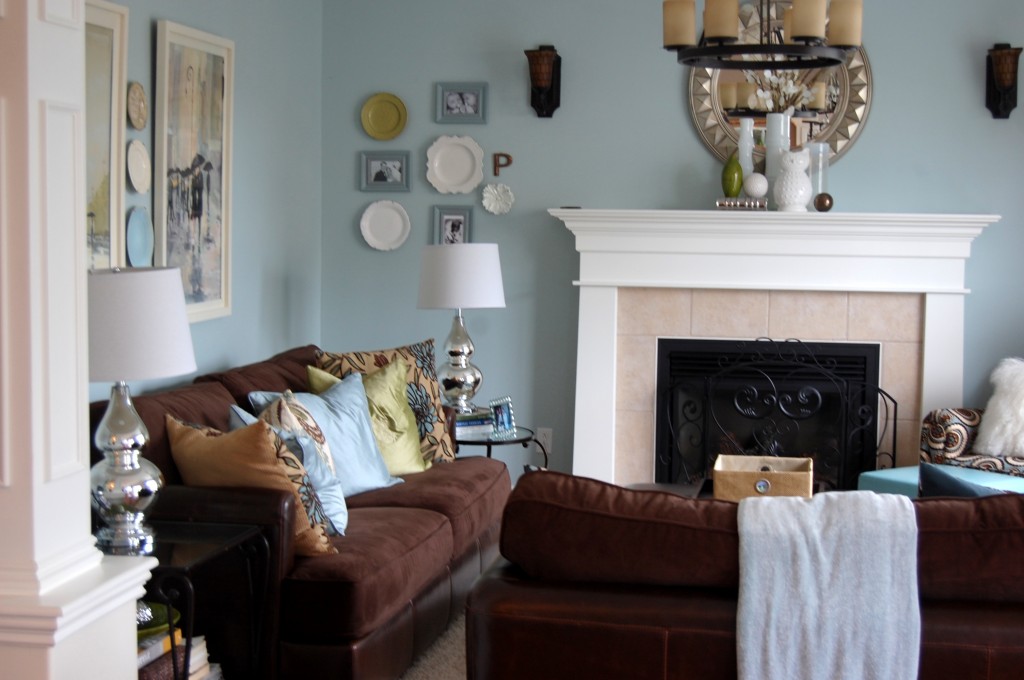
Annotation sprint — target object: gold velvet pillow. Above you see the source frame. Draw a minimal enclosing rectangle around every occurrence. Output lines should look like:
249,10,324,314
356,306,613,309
165,415,337,556
316,339,455,463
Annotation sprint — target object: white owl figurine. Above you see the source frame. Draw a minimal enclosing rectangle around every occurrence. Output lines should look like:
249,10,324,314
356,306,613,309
773,148,812,212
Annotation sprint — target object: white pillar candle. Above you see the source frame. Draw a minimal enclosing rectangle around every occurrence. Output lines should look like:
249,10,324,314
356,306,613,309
791,0,826,41
663,0,696,47
737,81,757,109
809,81,828,109
704,0,738,41
827,0,863,46
719,82,738,109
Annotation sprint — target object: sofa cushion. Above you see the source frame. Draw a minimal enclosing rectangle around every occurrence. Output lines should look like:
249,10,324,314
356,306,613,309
500,471,740,588
166,416,337,557
90,380,239,484
281,506,454,641
310,360,429,476
196,344,319,405
347,456,510,559
250,377,403,498
230,402,349,535
916,494,1024,603
316,339,456,463
919,462,1007,498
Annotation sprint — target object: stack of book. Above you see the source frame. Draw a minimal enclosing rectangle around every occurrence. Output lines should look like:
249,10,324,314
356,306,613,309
138,632,222,680
454,409,494,439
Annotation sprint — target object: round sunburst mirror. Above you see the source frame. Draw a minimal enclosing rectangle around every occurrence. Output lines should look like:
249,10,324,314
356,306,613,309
687,1,872,166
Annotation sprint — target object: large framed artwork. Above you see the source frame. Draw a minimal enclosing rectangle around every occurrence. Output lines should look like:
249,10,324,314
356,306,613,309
154,20,234,322
85,0,128,270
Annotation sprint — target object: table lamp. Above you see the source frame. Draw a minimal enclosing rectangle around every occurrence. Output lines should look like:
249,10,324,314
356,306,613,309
88,267,196,555
417,244,505,414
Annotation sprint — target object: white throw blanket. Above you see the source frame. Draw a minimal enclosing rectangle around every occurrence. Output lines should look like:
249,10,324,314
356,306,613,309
736,491,919,680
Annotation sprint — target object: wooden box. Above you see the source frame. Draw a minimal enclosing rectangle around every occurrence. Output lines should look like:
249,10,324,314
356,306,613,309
712,455,813,501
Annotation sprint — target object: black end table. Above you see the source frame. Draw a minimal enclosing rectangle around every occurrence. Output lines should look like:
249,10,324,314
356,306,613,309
454,425,549,468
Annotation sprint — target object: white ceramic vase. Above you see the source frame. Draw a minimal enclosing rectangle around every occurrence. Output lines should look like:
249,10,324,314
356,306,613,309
738,118,755,181
773,148,812,212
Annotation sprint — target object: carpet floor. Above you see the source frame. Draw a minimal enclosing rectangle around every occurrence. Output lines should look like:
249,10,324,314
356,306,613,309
399,615,466,680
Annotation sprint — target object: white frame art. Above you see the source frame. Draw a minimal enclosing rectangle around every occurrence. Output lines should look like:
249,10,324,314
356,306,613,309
85,0,128,270
154,20,234,323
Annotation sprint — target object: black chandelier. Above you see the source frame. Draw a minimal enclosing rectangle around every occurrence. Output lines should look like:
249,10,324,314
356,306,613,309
663,0,862,71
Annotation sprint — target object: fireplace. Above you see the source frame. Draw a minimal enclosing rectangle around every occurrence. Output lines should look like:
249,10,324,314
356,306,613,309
551,209,998,486
655,337,895,491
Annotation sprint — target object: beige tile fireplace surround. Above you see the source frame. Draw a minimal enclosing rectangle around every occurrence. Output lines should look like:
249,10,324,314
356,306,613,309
551,209,1000,486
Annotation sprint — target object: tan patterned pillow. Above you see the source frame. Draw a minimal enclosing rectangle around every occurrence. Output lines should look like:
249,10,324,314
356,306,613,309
165,415,337,556
317,339,455,463
259,391,336,476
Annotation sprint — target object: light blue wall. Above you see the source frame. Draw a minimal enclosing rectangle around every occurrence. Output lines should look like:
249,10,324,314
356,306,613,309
322,0,1024,473
91,1,1024,476
88,0,324,402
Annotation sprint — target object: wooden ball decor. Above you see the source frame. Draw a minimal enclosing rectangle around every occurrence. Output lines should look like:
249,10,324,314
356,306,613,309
814,193,834,212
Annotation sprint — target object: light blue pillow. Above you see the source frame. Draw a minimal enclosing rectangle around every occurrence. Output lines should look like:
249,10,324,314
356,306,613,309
228,405,348,535
248,373,402,498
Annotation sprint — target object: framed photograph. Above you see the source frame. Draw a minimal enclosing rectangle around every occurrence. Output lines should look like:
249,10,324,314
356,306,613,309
433,205,472,244
435,82,487,124
360,151,410,192
154,20,234,323
489,396,517,440
85,0,128,270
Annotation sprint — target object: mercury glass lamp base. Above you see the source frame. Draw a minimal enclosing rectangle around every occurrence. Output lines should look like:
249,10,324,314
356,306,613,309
95,525,156,556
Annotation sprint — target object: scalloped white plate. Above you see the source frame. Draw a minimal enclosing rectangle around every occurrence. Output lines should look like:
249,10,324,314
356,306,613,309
360,200,411,251
426,135,484,194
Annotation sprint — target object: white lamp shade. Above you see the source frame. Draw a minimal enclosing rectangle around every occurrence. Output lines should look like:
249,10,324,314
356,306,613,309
417,244,506,310
88,268,197,382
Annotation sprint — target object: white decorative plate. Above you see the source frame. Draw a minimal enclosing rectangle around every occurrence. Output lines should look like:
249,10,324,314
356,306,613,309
360,200,411,251
426,135,484,194
126,207,154,266
126,139,151,194
482,183,514,215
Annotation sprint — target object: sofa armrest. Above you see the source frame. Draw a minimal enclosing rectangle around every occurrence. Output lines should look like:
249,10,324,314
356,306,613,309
920,408,984,464
151,485,297,581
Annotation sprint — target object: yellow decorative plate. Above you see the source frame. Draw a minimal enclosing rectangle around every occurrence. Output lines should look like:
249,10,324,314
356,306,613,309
360,93,407,140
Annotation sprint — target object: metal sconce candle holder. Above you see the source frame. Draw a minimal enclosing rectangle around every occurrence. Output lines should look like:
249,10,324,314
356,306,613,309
986,43,1022,119
525,45,561,117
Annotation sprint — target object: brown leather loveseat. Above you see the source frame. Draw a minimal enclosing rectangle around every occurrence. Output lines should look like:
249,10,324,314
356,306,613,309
91,345,511,679
467,471,1024,680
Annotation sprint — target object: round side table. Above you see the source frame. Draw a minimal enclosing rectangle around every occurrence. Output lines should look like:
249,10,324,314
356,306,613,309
454,426,548,468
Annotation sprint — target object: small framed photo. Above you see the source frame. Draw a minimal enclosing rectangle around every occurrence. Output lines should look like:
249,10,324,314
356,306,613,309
489,396,517,439
360,151,410,192
433,205,472,244
435,82,487,124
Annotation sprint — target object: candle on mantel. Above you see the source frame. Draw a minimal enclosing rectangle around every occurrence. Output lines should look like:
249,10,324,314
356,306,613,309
736,81,757,109
663,0,696,47
809,81,828,110
719,82,738,109
704,0,738,41
827,0,863,47
783,8,794,45
791,0,826,41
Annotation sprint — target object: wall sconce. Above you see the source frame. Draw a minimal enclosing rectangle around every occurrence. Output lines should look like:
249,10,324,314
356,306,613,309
986,43,1022,119
524,45,561,118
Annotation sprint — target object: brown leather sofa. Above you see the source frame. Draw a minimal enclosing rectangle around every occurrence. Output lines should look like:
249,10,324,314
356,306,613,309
467,471,1024,680
90,345,511,680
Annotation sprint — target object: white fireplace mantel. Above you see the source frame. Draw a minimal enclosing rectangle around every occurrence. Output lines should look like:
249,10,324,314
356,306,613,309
550,209,1000,483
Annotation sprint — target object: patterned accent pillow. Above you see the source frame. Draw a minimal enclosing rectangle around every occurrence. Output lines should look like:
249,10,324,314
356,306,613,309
262,391,335,476
317,339,455,463
165,415,337,556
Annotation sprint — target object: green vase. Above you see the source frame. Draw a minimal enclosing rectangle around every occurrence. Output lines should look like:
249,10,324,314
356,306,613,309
721,152,743,198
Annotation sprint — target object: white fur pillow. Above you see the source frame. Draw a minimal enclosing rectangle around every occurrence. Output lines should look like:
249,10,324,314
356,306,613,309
974,357,1024,456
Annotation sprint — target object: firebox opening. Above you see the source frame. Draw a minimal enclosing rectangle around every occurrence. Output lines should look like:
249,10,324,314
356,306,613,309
655,338,897,492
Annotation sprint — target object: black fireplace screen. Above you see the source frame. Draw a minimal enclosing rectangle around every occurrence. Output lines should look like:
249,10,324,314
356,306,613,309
655,338,897,491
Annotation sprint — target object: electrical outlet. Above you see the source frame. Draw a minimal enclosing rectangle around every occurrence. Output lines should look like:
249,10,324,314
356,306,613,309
536,428,553,456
